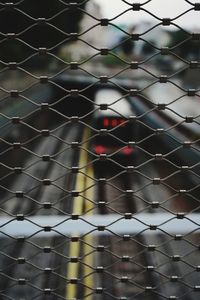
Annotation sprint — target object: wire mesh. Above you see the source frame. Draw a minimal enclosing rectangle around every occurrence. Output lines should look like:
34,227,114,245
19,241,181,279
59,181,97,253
0,0,200,299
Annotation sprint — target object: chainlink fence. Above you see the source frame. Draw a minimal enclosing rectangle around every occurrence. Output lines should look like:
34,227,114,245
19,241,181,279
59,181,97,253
0,0,200,299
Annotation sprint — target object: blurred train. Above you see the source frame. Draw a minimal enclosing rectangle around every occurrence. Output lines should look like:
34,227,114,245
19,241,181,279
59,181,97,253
92,88,137,162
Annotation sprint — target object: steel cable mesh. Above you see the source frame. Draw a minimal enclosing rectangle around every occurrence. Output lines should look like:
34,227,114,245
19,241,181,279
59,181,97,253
0,0,200,299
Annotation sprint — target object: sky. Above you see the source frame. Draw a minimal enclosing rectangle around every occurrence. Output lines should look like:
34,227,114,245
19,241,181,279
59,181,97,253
94,0,200,29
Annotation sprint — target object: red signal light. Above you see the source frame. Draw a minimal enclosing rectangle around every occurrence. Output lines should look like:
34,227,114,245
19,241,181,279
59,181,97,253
103,118,109,127
103,118,125,128
111,119,118,127
122,147,134,155
95,145,106,154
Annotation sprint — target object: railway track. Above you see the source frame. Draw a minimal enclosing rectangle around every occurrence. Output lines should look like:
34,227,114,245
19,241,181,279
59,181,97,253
94,151,200,300
1,123,82,216
95,170,155,299
0,123,83,299
0,127,200,299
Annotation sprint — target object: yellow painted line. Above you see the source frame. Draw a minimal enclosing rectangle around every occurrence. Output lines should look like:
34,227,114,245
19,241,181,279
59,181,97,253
66,241,81,299
83,163,95,299
66,128,92,300
66,170,85,298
